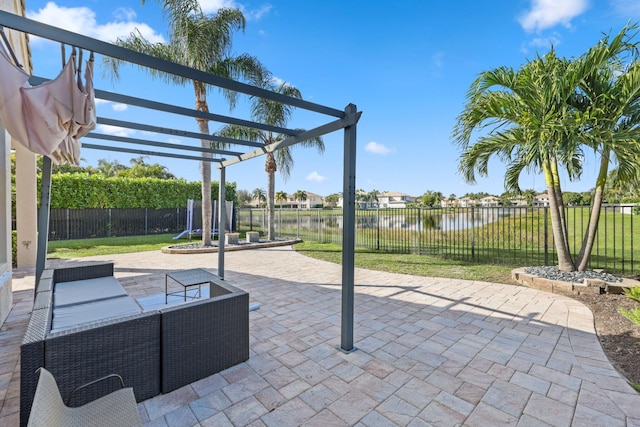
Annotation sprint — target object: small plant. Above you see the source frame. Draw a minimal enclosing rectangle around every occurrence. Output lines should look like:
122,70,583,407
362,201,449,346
619,306,640,325
620,288,640,393
624,287,640,304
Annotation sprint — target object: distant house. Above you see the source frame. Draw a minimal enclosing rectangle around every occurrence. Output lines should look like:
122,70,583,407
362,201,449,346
255,191,324,209
480,196,500,207
534,193,550,207
338,190,379,209
285,191,324,209
457,197,476,208
509,196,528,206
441,197,458,208
377,192,416,209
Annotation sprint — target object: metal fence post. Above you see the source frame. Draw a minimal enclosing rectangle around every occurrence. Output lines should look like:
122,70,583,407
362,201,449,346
417,208,421,255
145,208,148,235
471,207,475,260
377,208,380,250
66,208,70,240
544,207,549,266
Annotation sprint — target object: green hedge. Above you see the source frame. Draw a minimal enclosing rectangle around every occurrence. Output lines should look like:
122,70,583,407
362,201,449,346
12,231,17,268
42,174,237,209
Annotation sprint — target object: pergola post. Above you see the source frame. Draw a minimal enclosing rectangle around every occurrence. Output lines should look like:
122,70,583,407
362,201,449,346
341,104,357,353
217,165,226,280
35,156,52,291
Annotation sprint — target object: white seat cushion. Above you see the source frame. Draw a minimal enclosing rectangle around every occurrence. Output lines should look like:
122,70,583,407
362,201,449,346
54,277,127,307
51,296,141,332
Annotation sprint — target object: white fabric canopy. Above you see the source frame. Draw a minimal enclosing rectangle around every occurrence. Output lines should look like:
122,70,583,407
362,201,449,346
0,45,95,165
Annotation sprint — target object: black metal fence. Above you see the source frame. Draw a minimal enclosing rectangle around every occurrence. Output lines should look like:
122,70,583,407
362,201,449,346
48,208,187,240
43,205,638,275
237,205,638,276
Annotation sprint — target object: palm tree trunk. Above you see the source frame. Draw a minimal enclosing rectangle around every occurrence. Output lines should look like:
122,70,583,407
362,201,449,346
195,81,212,246
576,150,610,271
265,152,276,240
550,157,570,246
544,161,575,271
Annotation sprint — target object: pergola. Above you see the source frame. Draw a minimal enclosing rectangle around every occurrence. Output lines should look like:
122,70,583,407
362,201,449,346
0,11,361,352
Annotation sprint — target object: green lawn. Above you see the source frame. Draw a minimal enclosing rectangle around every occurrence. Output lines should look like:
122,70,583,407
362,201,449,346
294,242,516,284
45,235,517,284
47,234,186,258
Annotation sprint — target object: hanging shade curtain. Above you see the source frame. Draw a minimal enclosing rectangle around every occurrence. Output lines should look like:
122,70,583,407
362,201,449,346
0,44,95,165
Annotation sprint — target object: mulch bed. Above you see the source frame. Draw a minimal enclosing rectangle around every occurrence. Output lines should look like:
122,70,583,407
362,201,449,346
572,292,640,386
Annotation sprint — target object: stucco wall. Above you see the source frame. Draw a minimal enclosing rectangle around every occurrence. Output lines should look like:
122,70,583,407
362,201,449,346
0,0,30,328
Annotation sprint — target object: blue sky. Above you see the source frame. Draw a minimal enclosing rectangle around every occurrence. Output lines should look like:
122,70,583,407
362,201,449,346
22,0,640,198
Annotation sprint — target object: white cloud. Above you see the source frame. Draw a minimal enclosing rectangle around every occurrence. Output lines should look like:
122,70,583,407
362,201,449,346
520,33,562,54
112,103,128,112
245,4,273,21
113,7,137,21
365,141,391,155
270,76,286,86
199,0,272,21
306,171,327,183
518,0,588,32
98,124,135,137
27,3,164,45
199,0,238,14
610,0,640,16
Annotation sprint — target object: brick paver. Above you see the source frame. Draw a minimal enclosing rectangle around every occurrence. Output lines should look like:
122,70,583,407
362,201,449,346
2,245,640,426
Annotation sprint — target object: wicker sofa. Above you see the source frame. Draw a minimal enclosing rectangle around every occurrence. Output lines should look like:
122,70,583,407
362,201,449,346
20,263,249,427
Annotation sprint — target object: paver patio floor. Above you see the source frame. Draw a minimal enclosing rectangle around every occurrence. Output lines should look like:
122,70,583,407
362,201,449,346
2,245,640,426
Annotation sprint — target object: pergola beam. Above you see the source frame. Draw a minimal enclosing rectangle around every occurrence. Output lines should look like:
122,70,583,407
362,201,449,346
86,132,243,157
0,10,345,118
82,143,223,163
92,88,298,136
220,108,362,168
96,118,265,149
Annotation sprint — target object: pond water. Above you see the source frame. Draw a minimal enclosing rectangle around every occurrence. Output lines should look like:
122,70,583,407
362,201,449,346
271,208,518,231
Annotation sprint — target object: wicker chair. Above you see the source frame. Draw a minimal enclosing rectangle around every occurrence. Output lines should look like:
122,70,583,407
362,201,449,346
27,368,142,427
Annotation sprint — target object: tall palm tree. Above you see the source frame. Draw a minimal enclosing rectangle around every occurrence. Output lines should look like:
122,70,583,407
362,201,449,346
275,191,288,208
252,187,266,208
107,0,262,246
217,79,324,240
453,24,640,272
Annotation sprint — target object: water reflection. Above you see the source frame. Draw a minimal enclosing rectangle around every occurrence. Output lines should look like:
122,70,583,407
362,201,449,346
273,208,518,231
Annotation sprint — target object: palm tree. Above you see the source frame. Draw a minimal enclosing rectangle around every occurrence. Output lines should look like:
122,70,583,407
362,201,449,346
453,24,640,271
522,189,537,206
252,187,266,208
275,191,288,208
107,1,262,246
217,78,324,240
293,190,308,209
569,27,640,270
324,193,340,208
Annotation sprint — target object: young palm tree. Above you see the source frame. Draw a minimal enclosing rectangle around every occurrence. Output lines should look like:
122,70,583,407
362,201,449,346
217,79,324,240
107,1,263,246
453,24,640,271
275,191,288,208
293,190,308,209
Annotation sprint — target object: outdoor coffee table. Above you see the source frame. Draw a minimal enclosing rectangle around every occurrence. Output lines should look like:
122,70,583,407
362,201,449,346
165,268,217,304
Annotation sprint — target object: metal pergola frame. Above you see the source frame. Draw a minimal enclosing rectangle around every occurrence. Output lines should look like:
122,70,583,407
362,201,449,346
0,11,360,352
